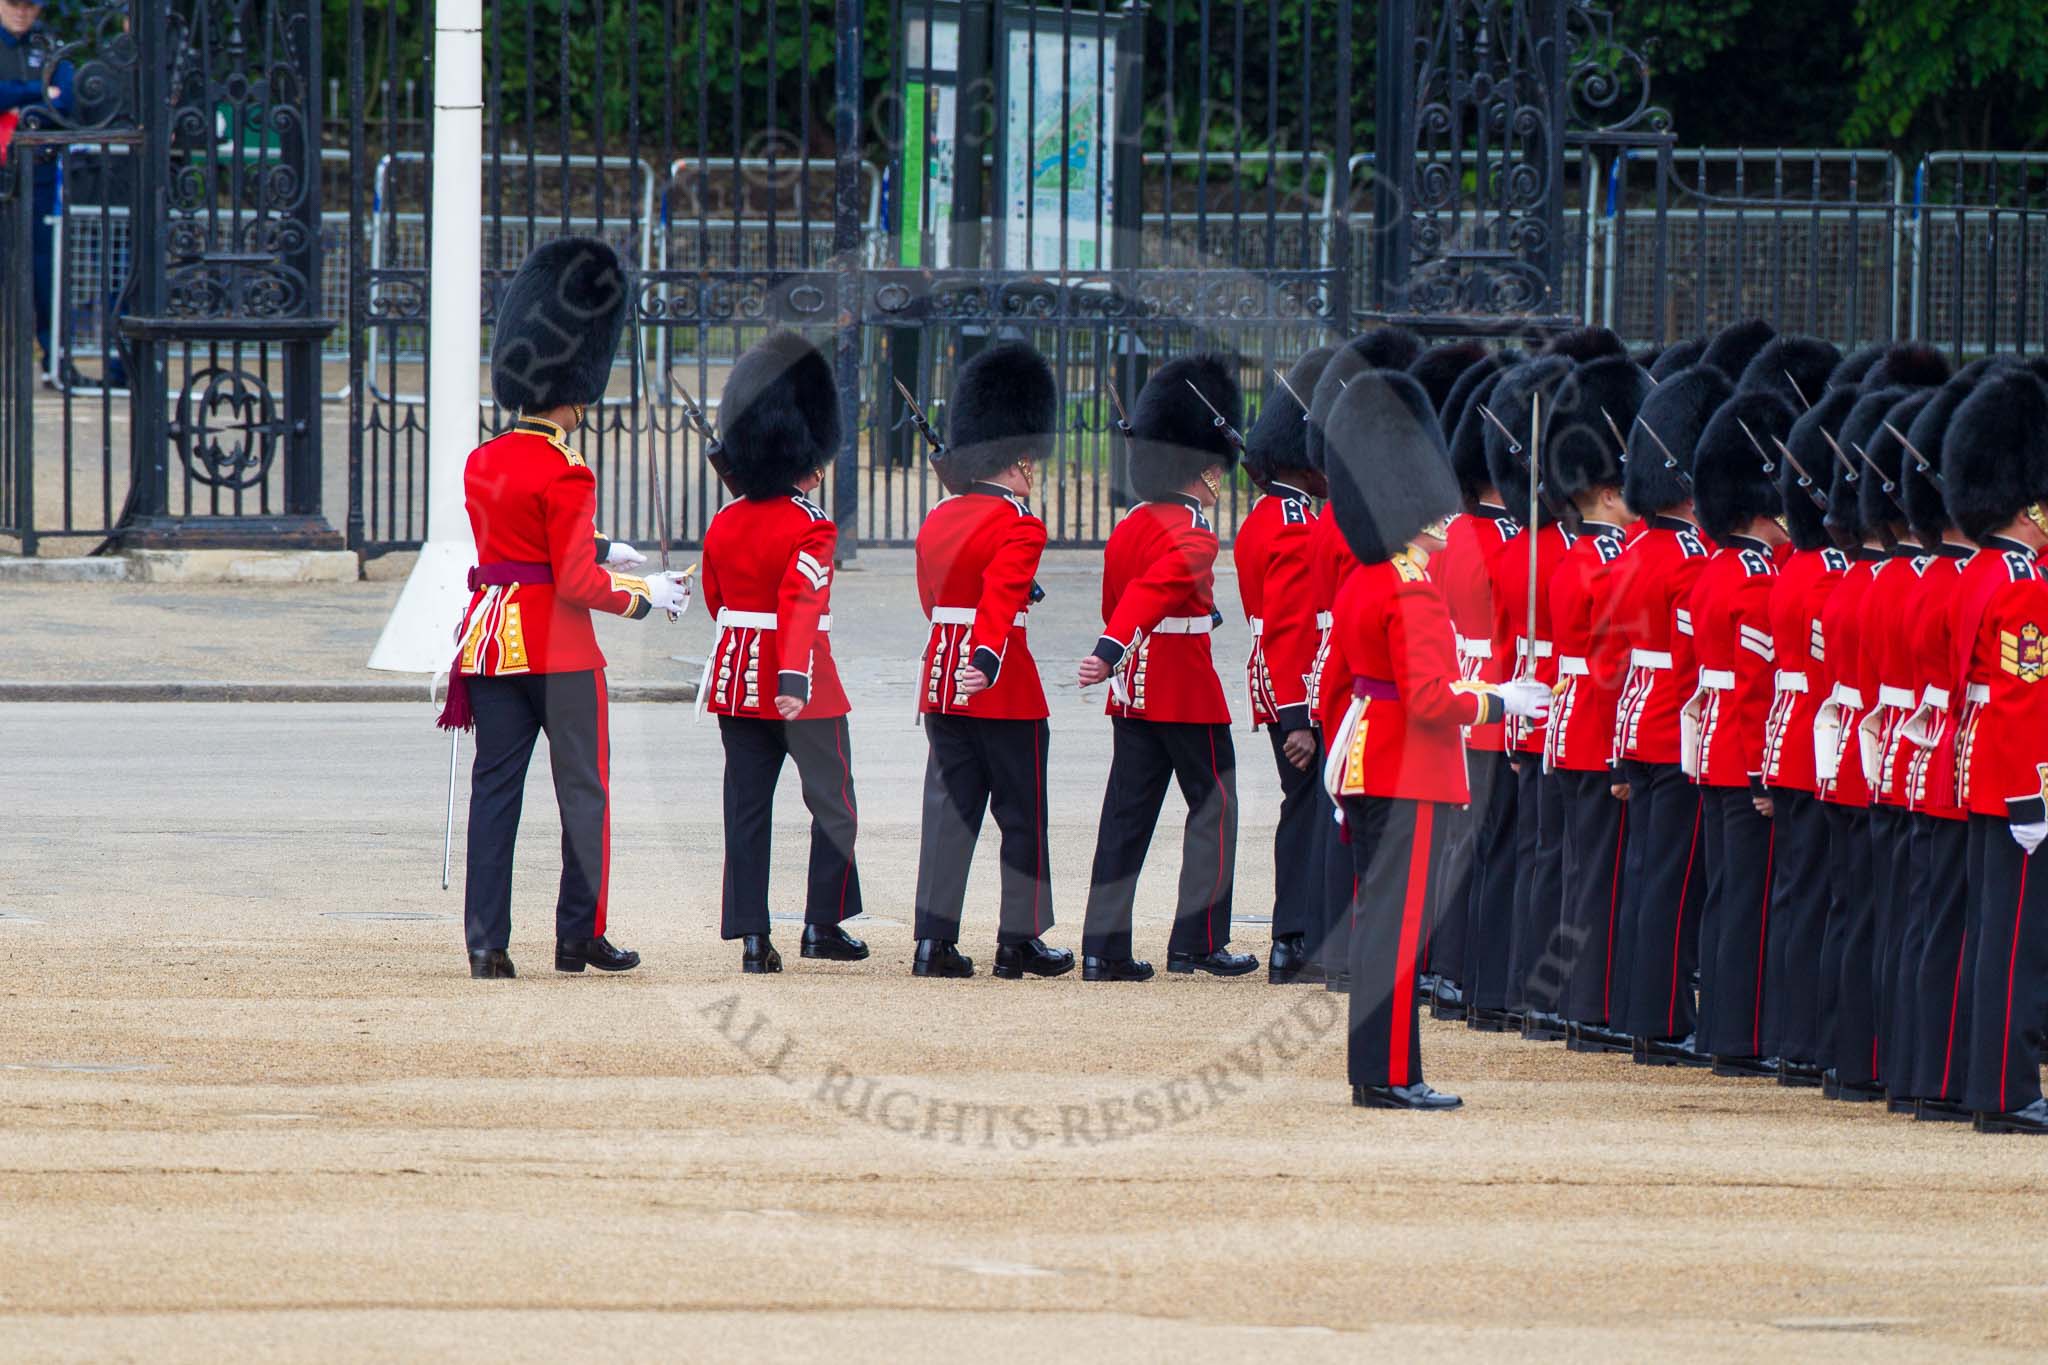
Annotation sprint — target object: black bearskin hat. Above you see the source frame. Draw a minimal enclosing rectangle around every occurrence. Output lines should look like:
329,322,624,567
1442,350,1516,440
718,330,841,500
1692,389,1796,543
1483,356,1572,527
1409,340,1491,420
1324,371,1461,566
1448,362,1517,509
1737,335,1842,413
1129,352,1241,502
1946,369,2048,543
1901,372,1986,544
1650,338,1707,382
1864,342,1952,391
1542,326,1629,364
1825,386,1908,543
1625,364,1734,517
1828,343,1885,390
490,236,630,412
1339,325,1424,375
942,343,1059,490
1243,347,1334,490
1859,390,1935,531
1781,385,1859,550
1700,318,1777,381
1547,354,1651,505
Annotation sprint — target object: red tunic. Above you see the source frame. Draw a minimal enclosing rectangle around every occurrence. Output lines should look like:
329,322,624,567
454,419,653,678
1953,540,2048,819
1545,520,1630,773
1611,516,1714,766
1816,552,1881,807
914,483,1048,720
1307,505,1358,728
1684,537,1779,790
1492,522,1574,756
1441,505,1518,754
701,490,848,719
1855,548,1928,808
1091,495,1232,725
1901,546,1972,820
1231,484,1319,732
1761,546,1849,793
1321,547,1505,806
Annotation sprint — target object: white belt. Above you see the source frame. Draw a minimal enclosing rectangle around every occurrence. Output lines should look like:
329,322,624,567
1631,649,1673,670
1456,635,1493,660
1774,670,1809,694
931,606,1026,627
1966,683,1990,704
1316,611,1334,630
716,609,832,632
1832,685,1864,710
1923,685,1951,709
1876,685,1916,708
1698,668,1736,691
1516,639,1554,660
1249,616,1263,637
1557,655,1589,676
1151,615,1215,636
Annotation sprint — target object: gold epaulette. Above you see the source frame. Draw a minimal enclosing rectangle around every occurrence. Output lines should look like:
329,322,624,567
514,415,586,468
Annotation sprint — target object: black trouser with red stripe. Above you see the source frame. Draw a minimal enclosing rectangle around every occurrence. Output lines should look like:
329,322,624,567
1821,800,1880,1084
914,714,1053,945
1343,795,1439,1088
1867,804,1915,1086
463,669,611,953
1082,717,1237,960
1507,760,1567,1014
718,714,863,938
1265,724,1327,945
1905,814,1971,1102
1614,760,1706,1042
1962,814,2048,1116
1557,768,1629,1026
1696,786,1776,1059
1319,771,1355,979
1761,788,1830,1066
1463,751,1521,1011
1884,807,1935,1097
1422,796,1478,989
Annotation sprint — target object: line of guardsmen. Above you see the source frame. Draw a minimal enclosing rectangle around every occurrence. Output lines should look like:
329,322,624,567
444,239,2048,1131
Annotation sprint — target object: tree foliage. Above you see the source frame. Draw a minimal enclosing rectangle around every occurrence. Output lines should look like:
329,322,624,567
1845,0,2048,150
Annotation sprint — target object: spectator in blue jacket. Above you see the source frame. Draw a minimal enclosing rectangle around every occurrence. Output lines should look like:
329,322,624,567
0,0,76,378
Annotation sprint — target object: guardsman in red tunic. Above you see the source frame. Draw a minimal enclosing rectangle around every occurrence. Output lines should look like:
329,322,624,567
1078,354,1257,981
1443,358,1528,1029
908,343,1070,981
1482,355,1579,1039
700,332,867,975
1942,368,2048,1134
1300,327,1426,985
1758,382,1855,1084
1685,389,1799,1076
1610,361,1731,1064
1318,371,1551,1110
1892,365,1995,1120
1422,350,1517,1020
440,238,691,979
1542,353,1650,1052
1860,387,1947,1104
1235,347,1335,983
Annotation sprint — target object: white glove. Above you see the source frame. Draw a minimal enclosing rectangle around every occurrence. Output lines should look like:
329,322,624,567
2013,821,2048,857
647,572,692,618
606,540,648,569
1498,678,1552,722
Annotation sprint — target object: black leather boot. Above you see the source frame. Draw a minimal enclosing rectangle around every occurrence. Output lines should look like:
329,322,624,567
555,936,640,973
993,938,1075,979
742,934,782,974
1081,955,1154,982
468,949,516,979
801,923,870,961
912,939,974,978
